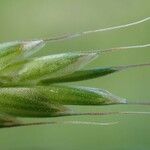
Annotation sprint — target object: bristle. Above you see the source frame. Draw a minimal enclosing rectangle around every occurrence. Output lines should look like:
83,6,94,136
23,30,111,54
43,17,150,42
63,111,150,117
113,63,150,71
1,120,117,128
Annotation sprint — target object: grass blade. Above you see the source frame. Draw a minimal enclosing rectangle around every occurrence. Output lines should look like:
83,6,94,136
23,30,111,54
0,85,126,117
0,86,149,118
16,52,97,84
39,63,150,84
38,85,127,105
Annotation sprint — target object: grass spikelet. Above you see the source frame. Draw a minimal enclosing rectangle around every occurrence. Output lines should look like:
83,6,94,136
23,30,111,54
0,16,150,128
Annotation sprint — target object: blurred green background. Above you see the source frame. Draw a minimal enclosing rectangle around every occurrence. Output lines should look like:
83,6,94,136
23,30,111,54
0,0,150,150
